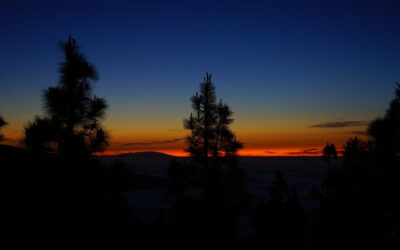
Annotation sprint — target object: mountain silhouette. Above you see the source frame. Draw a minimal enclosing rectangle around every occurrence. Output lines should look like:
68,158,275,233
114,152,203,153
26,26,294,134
117,151,175,159
0,144,24,154
97,151,179,178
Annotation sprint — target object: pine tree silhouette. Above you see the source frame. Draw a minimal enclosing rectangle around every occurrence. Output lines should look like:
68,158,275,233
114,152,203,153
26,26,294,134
368,83,400,157
172,73,247,247
184,73,243,166
24,36,108,157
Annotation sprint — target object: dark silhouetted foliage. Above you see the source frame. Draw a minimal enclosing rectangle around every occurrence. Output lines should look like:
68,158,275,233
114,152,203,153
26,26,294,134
24,36,108,157
0,37,140,249
322,142,337,167
166,158,194,201
159,73,251,249
253,170,307,249
368,83,400,158
343,136,369,169
310,85,400,249
184,73,243,165
0,115,7,141
0,145,140,249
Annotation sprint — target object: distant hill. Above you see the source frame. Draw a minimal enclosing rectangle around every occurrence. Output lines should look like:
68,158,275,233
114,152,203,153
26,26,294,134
97,151,181,177
117,151,174,159
0,144,24,153
0,144,26,160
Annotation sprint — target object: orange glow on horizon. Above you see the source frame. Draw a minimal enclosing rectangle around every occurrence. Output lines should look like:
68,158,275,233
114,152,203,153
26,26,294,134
95,149,189,157
2,120,359,158
97,147,343,157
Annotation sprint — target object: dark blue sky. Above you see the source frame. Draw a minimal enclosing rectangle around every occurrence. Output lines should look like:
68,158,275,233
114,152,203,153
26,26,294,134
1,0,400,153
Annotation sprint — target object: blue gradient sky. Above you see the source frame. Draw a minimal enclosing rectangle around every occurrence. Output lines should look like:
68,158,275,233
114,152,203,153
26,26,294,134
1,0,400,155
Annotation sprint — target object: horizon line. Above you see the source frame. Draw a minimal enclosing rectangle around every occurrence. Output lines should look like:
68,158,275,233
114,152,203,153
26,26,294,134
95,148,340,157
0,143,341,157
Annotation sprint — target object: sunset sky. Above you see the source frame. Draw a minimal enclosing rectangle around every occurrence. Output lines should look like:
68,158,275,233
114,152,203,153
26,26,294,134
1,1,400,156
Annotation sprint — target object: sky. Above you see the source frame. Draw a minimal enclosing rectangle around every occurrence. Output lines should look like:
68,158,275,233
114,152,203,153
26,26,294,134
1,0,400,156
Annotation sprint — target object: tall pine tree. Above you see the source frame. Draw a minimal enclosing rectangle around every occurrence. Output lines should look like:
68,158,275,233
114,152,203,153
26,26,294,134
184,73,243,166
24,36,108,157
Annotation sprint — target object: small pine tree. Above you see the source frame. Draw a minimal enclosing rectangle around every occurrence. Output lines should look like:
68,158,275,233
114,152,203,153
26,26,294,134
322,142,337,167
0,115,7,141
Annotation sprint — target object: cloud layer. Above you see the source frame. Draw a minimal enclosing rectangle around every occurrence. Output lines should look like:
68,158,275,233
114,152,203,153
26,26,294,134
287,148,322,155
310,121,368,128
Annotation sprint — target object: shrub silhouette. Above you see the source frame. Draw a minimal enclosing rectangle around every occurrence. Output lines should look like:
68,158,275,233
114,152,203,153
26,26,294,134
0,115,7,141
24,35,108,157
322,142,337,167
